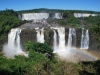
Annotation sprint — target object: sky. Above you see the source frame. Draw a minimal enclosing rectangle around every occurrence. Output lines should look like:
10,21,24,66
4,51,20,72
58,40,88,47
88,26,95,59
0,0,100,11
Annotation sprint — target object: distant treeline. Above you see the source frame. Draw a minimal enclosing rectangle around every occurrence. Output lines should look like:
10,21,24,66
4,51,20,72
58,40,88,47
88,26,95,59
17,8,100,14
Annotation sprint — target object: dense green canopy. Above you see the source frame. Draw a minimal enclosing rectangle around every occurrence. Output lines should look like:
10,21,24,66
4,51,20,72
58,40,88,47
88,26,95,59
0,9,22,37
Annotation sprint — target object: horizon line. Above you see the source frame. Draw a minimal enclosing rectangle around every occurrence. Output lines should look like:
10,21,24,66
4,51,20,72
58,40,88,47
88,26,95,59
0,8,100,12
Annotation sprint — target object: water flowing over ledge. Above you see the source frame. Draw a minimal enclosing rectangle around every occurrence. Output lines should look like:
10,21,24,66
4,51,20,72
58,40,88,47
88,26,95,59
3,28,28,58
3,27,98,62
21,13,62,20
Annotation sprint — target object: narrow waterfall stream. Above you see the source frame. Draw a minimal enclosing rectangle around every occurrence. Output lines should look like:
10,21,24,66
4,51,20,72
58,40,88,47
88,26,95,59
57,27,65,47
67,28,72,48
67,28,76,49
53,30,57,51
80,28,89,49
35,28,45,43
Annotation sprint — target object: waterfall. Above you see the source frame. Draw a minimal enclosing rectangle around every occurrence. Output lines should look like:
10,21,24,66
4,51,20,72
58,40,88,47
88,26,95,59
72,28,76,47
3,28,27,58
36,30,41,42
53,30,57,51
53,27,76,49
84,30,89,49
52,27,96,62
8,29,16,48
16,29,22,53
2,26,96,62
41,28,45,43
81,28,89,49
53,27,71,60
67,28,76,47
22,13,49,20
22,13,62,20
55,13,62,19
67,28,72,47
36,28,45,43
81,28,84,49
57,27,65,47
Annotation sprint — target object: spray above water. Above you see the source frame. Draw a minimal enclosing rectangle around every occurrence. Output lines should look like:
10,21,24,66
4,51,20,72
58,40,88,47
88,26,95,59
3,28,28,58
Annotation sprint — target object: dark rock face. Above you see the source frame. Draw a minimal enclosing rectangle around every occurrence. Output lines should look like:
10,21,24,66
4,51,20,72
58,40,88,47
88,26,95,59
89,30,100,51
45,29,54,46
21,29,36,41
20,29,37,48
76,28,82,48
65,28,69,46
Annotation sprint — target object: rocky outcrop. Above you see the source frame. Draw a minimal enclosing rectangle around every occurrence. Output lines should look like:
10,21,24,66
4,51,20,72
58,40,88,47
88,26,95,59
20,29,36,47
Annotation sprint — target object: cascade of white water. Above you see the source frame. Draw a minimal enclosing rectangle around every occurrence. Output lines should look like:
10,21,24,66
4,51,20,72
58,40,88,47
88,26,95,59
16,29,24,54
57,27,65,47
36,28,45,43
3,28,27,58
22,13,49,20
52,27,96,62
36,30,41,42
80,28,89,49
84,30,89,49
53,27,69,59
53,30,57,51
81,28,84,49
55,13,62,19
16,29,21,49
67,28,72,47
41,28,45,43
67,28,76,48
21,13,63,20
8,29,16,48
72,28,76,47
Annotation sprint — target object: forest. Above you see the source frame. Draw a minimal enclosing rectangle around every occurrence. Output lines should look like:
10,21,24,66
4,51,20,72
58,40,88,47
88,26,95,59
0,9,23,39
0,9,100,75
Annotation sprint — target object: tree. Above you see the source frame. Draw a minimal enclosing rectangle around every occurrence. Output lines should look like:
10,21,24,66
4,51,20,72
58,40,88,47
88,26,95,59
24,41,53,55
